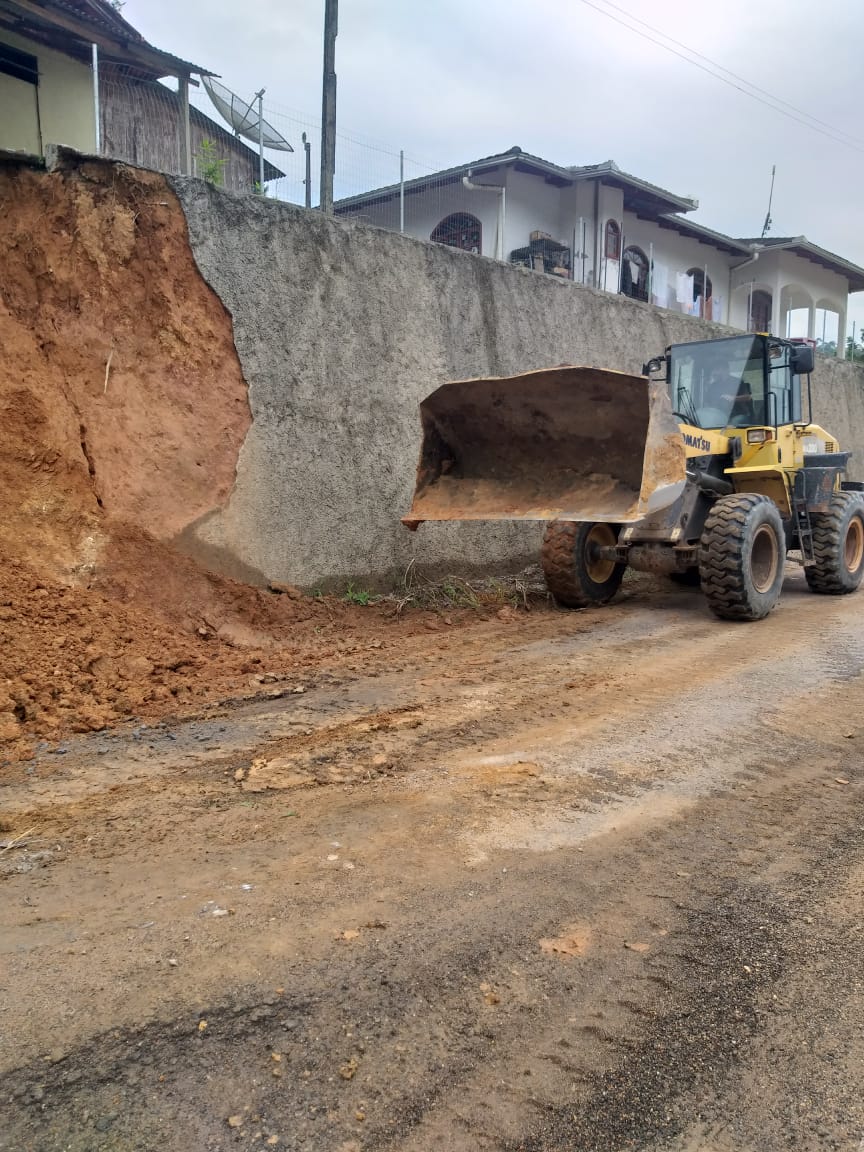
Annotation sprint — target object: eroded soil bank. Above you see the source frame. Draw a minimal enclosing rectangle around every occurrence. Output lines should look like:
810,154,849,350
0,158,524,760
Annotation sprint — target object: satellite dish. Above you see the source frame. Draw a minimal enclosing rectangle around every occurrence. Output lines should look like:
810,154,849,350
202,76,294,152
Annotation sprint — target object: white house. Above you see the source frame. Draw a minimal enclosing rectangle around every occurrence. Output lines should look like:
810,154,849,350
334,147,864,357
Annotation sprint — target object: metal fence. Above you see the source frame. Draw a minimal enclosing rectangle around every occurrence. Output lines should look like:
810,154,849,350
96,74,440,204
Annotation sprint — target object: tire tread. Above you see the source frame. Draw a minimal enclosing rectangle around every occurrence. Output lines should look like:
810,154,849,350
805,492,864,595
541,521,623,609
699,493,784,621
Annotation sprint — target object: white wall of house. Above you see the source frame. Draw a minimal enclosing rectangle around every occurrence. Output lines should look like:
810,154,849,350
0,30,97,156
336,169,856,355
729,249,850,351
343,177,501,258
500,167,564,258
621,216,734,322
558,181,597,284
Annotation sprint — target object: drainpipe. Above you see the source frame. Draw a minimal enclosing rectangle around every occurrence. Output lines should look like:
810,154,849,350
463,170,506,260
729,249,760,330
91,44,100,154
593,179,600,287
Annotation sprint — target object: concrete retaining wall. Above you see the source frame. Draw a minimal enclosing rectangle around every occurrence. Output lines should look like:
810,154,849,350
170,178,864,587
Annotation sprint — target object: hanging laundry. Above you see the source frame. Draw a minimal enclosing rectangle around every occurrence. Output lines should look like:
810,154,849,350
628,259,640,285
676,272,694,307
651,262,669,306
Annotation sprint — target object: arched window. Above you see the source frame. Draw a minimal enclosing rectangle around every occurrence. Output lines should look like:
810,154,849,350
605,219,621,260
749,290,772,333
687,267,713,313
431,213,482,254
621,245,649,302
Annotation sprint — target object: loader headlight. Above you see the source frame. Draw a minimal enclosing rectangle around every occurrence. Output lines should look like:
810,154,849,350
746,429,772,444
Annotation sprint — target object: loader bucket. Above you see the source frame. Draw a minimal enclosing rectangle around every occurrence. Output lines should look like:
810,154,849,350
402,365,686,528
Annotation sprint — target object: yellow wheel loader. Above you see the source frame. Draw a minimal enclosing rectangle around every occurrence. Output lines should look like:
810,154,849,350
403,334,864,622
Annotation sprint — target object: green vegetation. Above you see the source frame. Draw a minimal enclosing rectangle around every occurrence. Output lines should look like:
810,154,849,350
196,138,227,187
344,582,373,606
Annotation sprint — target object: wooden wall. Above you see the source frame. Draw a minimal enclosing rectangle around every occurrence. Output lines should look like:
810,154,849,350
100,76,262,194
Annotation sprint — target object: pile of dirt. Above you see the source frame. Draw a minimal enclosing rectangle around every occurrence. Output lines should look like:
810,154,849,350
1,157,514,759
1,549,500,761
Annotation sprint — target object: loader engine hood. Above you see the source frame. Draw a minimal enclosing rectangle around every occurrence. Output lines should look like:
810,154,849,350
403,365,687,528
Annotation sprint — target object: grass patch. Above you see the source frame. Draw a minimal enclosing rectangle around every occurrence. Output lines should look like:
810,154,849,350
382,562,550,616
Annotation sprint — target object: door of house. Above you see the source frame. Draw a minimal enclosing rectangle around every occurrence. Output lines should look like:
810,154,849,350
0,41,41,155
749,290,772,333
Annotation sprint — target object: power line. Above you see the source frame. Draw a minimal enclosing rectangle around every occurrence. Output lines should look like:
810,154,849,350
593,0,864,147
574,0,864,155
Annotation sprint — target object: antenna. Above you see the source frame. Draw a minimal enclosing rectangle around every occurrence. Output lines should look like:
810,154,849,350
760,164,776,239
202,76,294,186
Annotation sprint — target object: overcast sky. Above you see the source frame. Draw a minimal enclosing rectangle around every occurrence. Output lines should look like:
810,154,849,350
125,0,864,339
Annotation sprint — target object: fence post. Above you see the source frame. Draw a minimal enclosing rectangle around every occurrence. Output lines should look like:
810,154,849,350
179,73,192,175
399,149,405,233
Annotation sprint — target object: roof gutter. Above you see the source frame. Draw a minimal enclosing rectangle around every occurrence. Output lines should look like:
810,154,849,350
731,247,761,274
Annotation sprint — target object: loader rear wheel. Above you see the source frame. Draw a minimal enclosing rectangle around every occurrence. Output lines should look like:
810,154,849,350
541,521,625,609
699,493,785,621
805,492,864,594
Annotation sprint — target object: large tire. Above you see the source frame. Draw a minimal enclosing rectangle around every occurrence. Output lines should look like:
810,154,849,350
805,492,864,595
541,521,625,609
699,494,785,621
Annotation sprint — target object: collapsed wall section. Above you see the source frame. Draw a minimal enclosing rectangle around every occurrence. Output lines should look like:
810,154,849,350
0,156,251,581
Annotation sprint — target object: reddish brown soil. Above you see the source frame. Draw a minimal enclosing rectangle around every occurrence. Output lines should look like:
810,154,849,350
0,161,250,555
0,160,508,760
0,551,476,762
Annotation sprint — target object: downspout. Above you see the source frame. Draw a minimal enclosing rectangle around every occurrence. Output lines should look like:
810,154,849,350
463,170,505,260
593,179,600,287
91,44,100,154
729,249,760,330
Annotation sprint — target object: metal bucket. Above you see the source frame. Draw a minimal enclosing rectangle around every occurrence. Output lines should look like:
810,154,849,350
403,365,687,529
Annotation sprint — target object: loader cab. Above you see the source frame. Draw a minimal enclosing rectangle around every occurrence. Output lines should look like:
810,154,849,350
667,334,804,432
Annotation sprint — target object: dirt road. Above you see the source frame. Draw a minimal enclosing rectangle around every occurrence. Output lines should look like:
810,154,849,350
2,571,864,1152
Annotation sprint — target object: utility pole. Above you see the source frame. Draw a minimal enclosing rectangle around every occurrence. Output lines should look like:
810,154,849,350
319,0,337,213
302,132,312,209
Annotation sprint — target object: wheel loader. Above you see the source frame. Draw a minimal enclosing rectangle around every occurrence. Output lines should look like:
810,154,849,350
402,333,864,621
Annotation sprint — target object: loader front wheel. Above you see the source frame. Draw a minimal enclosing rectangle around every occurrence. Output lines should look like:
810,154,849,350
699,493,785,621
805,492,864,594
541,521,625,609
